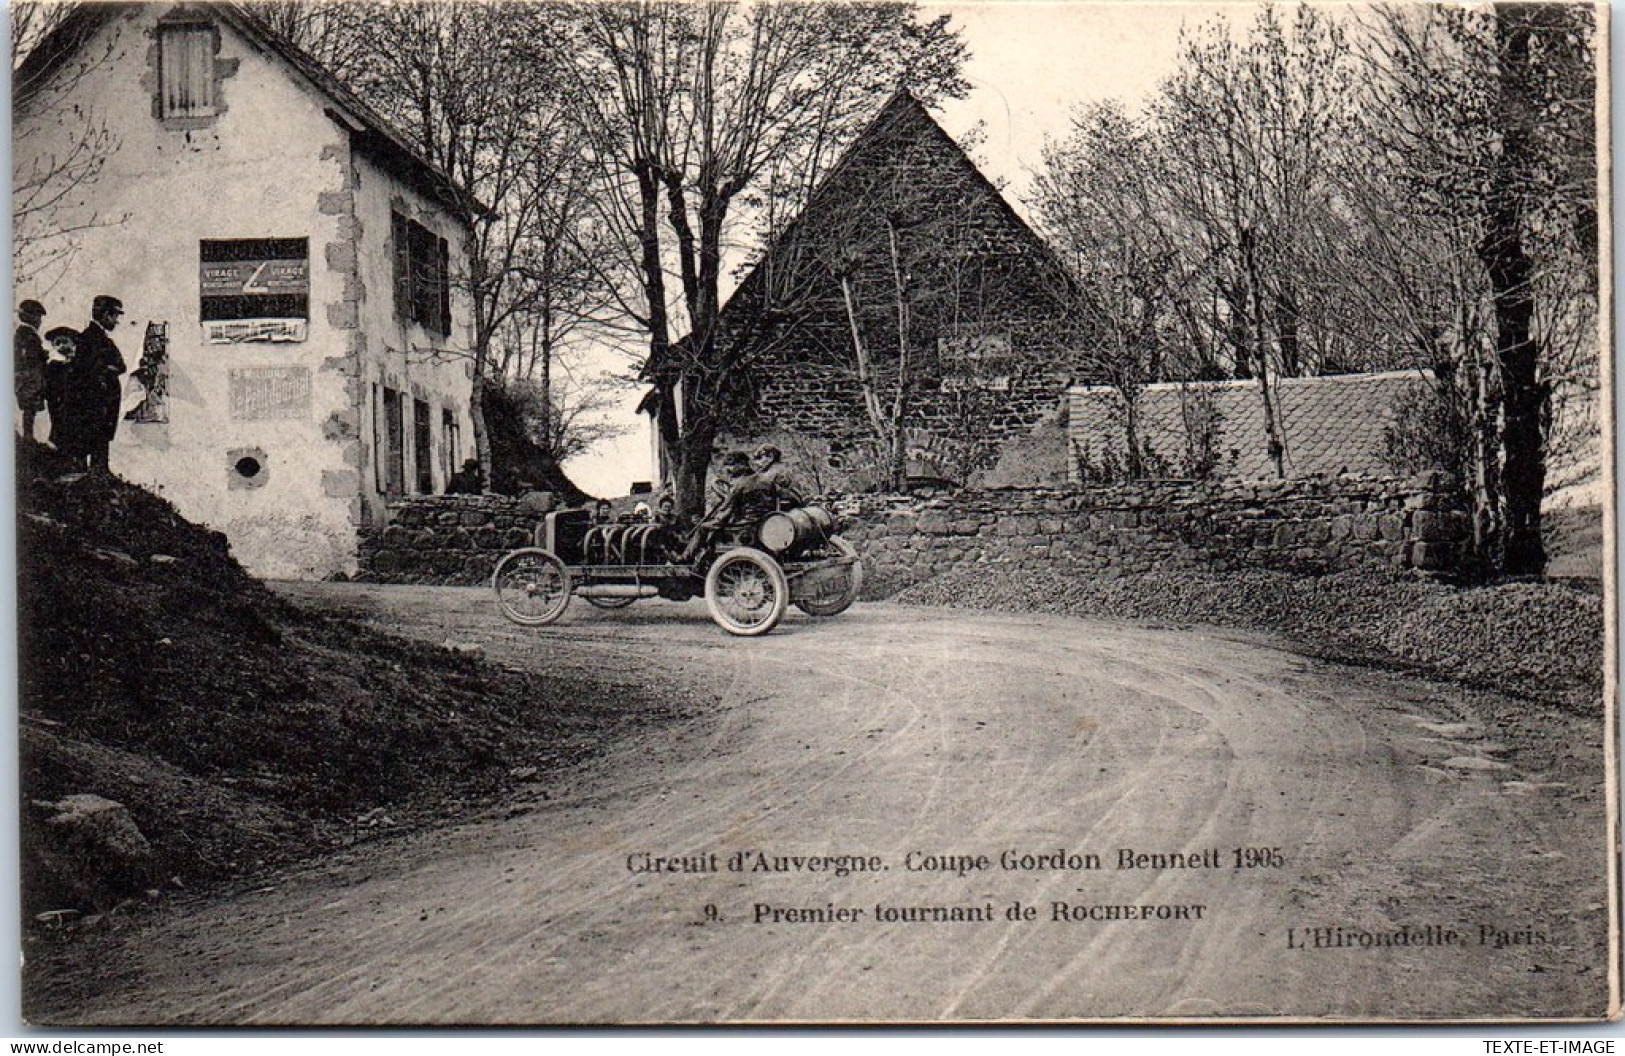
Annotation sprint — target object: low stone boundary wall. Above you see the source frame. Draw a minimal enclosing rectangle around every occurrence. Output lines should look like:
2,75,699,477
356,474,1470,590
834,472,1468,596
355,495,550,584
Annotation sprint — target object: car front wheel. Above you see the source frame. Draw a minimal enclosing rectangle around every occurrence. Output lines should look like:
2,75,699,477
704,548,789,636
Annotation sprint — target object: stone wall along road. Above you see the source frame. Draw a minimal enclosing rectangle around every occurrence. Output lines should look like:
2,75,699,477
839,472,1470,595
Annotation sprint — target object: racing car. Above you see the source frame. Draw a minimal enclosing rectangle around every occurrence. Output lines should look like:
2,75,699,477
491,501,863,636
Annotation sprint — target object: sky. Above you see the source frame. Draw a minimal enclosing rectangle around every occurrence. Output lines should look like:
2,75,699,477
563,2,1252,498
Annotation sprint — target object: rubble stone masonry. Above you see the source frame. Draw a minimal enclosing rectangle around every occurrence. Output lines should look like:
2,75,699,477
834,472,1470,596
357,495,545,584
358,473,1469,589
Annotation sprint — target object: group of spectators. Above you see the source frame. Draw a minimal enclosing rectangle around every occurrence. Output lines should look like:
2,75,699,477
15,294,128,473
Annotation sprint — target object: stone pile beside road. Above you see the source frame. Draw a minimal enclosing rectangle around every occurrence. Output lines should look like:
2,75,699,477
894,565,1603,712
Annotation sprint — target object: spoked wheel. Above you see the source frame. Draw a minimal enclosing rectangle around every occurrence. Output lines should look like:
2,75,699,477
793,535,864,617
704,548,789,636
492,548,571,626
584,595,637,610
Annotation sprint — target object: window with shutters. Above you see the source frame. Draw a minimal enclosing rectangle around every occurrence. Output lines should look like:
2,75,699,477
391,211,451,337
382,386,406,497
413,398,434,494
441,408,461,484
158,23,217,120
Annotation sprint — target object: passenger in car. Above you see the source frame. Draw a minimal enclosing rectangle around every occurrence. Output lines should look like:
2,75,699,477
712,450,753,503
680,448,775,561
745,444,805,511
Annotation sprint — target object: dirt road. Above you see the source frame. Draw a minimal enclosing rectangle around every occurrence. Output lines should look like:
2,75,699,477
31,586,1613,1024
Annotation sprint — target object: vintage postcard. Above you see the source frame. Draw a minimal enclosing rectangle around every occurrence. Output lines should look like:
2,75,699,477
11,0,1615,1026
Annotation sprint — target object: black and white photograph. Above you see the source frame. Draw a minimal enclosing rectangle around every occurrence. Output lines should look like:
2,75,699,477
10,0,1614,1026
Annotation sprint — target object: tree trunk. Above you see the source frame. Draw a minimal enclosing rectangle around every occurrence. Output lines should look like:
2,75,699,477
1241,228,1285,477
1479,5,1546,576
1122,292,1153,477
671,407,718,521
838,274,892,451
885,220,911,491
1120,383,1143,479
632,159,682,505
538,331,554,459
652,374,681,491
1481,223,1544,575
470,369,493,493
1463,353,1503,577
1223,281,1253,380
1275,286,1301,378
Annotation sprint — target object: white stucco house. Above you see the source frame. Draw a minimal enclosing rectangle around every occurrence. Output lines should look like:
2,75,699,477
13,2,478,578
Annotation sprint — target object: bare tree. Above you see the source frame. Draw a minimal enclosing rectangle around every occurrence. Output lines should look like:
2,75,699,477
1348,2,1597,575
1033,101,1192,479
319,2,598,490
486,368,627,471
12,3,124,293
12,0,70,60
241,0,371,79
487,156,605,385
549,1,967,516
492,301,626,473
1151,6,1357,476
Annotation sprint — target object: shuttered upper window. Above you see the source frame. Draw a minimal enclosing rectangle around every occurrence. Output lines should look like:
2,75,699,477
392,211,452,337
159,23,216,119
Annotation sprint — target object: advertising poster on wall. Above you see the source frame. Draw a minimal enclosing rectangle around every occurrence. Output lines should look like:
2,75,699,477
199,237,309,344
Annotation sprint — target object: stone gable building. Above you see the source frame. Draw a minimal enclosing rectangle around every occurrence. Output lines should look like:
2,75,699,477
703,90,1093,487
13,2,477,578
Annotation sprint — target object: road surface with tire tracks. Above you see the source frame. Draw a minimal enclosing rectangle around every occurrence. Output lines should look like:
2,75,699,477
29,585,1614,1024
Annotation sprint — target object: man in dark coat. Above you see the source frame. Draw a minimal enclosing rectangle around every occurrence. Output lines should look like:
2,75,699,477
14,299,46,441
76,295,126,473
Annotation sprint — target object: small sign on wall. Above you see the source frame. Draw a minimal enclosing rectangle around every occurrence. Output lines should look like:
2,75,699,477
200,257,308,298
206,319,308,344
941,373,1011,392
229,366,311,420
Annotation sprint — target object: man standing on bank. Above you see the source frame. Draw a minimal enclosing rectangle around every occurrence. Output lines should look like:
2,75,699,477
15,299,47,441
77,295,127,473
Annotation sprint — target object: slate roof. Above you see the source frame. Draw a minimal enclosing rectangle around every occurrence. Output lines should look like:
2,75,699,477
1068,370,1435,481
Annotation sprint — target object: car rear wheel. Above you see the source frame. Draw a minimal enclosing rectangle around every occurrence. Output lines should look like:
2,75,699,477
793,535,863,617
704,548,789,636
492,548,571,626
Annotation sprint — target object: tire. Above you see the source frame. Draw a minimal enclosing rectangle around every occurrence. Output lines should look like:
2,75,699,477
704,548,789,636
793,535,864,617
492,548,571,627
584,595,636,610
